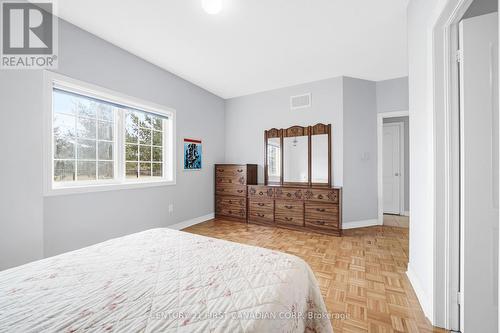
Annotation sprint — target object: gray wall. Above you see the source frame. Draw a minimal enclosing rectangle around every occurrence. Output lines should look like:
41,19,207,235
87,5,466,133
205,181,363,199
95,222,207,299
0,19,225,268
225,77,344,186
383,116,410,212
0,71,45,269
342,77,378,222
376,77,409,112
463,0,498,19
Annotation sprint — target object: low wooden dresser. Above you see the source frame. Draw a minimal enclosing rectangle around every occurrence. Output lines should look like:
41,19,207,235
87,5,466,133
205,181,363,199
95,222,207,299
248,185,342,236
215,164,257,221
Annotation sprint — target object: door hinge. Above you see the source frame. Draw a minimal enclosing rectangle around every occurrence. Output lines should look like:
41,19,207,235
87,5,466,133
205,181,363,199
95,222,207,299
457,291,463,305
456,49,463,63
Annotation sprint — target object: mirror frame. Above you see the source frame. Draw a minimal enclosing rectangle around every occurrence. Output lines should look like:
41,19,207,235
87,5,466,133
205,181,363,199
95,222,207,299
264,123,332,186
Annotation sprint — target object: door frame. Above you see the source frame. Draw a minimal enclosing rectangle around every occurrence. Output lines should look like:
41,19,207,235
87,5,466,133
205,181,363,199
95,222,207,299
433,0,479,330
377,110,409,225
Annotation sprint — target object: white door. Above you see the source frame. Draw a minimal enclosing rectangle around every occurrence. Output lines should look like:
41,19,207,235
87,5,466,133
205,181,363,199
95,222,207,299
383,123,402,214
459,12,499,333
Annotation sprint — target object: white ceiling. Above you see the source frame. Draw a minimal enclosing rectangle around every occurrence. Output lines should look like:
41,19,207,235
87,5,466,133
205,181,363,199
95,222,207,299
57,0,409,99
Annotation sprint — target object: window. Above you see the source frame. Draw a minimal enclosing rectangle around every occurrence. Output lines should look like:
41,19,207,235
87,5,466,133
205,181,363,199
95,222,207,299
45,73,175,195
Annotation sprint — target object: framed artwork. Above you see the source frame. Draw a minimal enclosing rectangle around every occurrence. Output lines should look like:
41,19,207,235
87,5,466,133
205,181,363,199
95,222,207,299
184,138,202,170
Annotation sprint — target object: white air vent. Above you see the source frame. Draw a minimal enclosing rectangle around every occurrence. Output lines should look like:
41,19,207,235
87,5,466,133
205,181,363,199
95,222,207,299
290,93,311,110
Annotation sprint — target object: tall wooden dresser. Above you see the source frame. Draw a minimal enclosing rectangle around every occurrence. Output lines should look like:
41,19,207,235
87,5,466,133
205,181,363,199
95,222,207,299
215,164,257,221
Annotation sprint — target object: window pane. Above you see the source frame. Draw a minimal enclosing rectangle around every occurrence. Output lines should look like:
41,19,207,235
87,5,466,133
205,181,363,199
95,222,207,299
54,133,75,159
98,141,113,160
152,163,162,177
77,117,96,139
54,90,77,116
75,99,96,119
152,147,162,162
98,161,113,180
77,161,96,180
54,160,75,182
125,124,138,143
153,117,162,131
139,145,151,161
139,127,151,145
77,139,96,160
126,111,139,128
140,162,151,177
152,130,162,146
97,104,114,121
126,162,138,178
98,121,113,141
126,144,138,161
138,112,152,129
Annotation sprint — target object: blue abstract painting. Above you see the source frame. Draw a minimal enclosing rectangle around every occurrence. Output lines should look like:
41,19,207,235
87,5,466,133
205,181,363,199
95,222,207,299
184,139,202,170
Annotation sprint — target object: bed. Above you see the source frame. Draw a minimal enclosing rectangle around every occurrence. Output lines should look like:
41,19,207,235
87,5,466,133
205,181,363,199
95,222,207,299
0,228,333,332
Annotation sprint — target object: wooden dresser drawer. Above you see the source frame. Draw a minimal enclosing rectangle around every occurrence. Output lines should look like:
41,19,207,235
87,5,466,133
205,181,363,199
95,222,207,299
216,196,246,208
248,199,274,224
304,188,340,203
305,202,339,230
215,165,247,178
275,200,304,226
216,175,246,186
275,188,304,201
215,184,247,197
248,185,274,199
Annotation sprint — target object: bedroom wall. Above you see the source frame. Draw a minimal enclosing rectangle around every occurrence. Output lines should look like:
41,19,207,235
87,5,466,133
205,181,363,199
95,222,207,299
342,77,378,224
0,71,45,270
224,77,344,186
0,18,226,268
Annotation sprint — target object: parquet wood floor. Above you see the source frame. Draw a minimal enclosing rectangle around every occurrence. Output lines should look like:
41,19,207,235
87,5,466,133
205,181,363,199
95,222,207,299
184,219,447,333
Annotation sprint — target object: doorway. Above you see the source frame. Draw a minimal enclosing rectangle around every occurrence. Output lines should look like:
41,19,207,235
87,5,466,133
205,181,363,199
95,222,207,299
377,110,409,227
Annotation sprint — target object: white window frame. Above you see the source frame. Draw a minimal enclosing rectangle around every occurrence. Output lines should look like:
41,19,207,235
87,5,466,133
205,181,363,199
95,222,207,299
43,71,176,196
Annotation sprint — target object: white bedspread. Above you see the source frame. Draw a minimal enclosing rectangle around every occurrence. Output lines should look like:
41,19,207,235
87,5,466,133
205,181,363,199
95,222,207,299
0,228,333,333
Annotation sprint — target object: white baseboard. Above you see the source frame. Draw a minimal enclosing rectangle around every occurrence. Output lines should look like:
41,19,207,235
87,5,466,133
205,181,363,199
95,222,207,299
168,213,214,230
342,218,380,229
406,264,434,324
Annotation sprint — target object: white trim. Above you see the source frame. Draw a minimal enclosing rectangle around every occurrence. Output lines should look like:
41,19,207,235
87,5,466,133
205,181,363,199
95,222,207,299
342,218,380,230
433,0,475,329
407,264,434,323
377,110,409,225
402,211,410,217
43,71,177,196
168,213,214,230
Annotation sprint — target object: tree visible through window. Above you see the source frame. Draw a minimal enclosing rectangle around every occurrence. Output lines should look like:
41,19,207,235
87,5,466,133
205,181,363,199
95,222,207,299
51,85,172,191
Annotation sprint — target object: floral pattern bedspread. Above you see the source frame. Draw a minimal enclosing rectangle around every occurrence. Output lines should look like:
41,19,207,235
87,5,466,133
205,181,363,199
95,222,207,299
0,228,333,333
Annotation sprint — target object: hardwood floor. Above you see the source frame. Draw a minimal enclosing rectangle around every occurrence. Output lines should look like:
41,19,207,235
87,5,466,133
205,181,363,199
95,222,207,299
184,219,447,333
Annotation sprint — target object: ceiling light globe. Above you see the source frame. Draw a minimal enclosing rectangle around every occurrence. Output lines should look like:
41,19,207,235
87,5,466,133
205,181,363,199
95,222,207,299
202,0,222,15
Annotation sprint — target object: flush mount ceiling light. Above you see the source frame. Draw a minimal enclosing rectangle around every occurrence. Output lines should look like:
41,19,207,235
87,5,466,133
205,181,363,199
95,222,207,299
202,0,222,14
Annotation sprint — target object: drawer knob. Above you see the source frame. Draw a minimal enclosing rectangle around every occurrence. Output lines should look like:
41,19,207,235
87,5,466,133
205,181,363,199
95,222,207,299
285,217,293,221
258,203,265,207
237,190,244,193
237,169,243,173
318,194,324,199
257,213,265,217
286,193,292,197
316,208,326,212
285,205,293,209
315,221,326,225
259,191,264,195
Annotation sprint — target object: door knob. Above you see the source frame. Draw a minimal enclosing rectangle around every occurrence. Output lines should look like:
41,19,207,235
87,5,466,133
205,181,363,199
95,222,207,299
395,172,400,176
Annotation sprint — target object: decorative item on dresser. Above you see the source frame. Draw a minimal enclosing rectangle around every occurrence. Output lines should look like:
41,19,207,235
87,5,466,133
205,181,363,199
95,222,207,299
215,164,257,221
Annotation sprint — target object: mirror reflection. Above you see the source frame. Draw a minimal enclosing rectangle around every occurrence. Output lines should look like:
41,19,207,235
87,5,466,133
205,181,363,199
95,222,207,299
311,134,329,183
283,136,308,183
267,137,281,183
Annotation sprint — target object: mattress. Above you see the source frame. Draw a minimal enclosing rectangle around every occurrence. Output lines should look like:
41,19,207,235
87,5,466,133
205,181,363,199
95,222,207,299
0,228,333,332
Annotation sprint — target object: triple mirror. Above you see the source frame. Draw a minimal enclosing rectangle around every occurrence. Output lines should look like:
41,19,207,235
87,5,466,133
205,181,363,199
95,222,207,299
264,123,332,186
